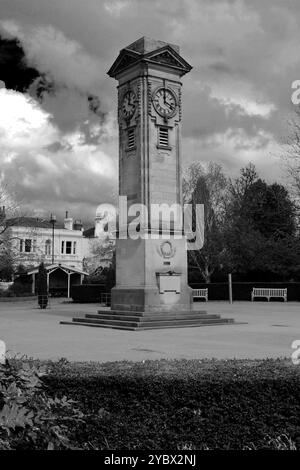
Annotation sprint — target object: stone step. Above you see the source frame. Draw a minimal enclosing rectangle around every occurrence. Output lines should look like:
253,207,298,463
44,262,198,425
88,313,221,322
60,321,136,330
60,318,234,331
97,309,208,317
71,316,234,329
140,319,235,330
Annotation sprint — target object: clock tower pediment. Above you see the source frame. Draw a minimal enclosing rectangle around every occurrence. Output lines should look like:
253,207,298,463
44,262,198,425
107,49,141,78
107,39,192,79
144,45,192,75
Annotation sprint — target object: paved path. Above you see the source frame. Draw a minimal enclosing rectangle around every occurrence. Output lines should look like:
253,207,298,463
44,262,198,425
0,299,299,362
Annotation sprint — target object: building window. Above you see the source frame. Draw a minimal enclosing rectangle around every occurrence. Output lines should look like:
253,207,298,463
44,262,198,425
24,239,32,253
66,241,72,254
45,239,51,256
158,126,169,147
127,128,135,150
20,239,23,252
61,240,75,254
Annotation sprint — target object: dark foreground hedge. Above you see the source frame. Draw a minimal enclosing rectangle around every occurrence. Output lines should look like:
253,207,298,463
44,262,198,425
42,358,300,450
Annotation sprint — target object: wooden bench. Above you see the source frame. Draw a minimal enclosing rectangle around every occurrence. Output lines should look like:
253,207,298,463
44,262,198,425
251,288,287,302
192,288,208,302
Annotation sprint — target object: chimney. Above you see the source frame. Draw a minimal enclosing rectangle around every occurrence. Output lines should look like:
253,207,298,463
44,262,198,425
73,219,83,231
64,211,73,230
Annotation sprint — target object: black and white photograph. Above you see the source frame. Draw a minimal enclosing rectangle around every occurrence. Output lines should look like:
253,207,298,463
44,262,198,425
0,0,300,457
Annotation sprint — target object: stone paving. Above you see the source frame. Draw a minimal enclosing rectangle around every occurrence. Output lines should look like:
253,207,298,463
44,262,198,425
0,298,299,362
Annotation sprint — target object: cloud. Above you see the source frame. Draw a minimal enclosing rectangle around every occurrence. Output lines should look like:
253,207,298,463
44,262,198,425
0,88,58,149
0,88,117,222
0,0,300,222
0,21,104,92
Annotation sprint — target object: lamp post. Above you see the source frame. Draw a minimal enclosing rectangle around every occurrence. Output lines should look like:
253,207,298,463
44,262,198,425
50,213,56,264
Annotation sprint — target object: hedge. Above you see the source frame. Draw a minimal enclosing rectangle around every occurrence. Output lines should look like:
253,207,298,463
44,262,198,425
70,283,107,303
43,358,300,450
189,282,300,301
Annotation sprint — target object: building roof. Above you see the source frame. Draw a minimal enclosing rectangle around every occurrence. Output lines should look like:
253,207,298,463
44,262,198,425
6,217,65,229
27,263,89,276
83,222,110,238
83,227,95,238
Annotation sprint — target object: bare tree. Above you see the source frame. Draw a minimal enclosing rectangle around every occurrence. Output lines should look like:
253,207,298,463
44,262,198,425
227,162,258,202
83,236,115,274
184,162,229,283
281,109,300,204
0,181,22,242
0,181,31,278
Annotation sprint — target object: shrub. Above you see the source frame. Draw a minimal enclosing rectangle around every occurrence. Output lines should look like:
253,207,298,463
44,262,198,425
70,284,107,303
0,360,84,450
0,290,14,298
9,279,32,297
43,358,300,450
2,358,300,450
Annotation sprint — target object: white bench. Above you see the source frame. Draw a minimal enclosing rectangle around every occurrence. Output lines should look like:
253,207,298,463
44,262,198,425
192,288,208,302
251,288,287,302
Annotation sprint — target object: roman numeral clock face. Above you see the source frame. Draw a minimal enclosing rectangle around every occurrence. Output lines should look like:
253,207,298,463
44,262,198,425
153,87,177,118
122,90,136,119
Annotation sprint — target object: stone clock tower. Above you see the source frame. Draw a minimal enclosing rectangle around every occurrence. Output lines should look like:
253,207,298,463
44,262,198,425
62,38,234,329
108,37,193,314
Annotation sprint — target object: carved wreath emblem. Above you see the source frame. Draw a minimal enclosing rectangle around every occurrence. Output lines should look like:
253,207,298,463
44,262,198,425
157,241,176,259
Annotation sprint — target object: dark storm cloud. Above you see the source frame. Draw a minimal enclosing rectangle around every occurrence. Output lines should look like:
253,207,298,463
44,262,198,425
0,35,40,91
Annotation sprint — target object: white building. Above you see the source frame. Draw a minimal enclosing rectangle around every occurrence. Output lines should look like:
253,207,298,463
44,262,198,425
6,213,87,271
3,209,115,275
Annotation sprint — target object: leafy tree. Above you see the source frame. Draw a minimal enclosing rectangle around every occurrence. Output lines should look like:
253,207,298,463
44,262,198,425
242,180,296,238
223,164,300,278
0,248,14,281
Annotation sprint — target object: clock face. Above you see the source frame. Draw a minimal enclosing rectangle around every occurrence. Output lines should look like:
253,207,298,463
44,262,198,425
153,87,177,118
122,90,136,119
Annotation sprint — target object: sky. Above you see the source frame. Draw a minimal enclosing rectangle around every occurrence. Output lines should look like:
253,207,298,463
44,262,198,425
0,0,300,225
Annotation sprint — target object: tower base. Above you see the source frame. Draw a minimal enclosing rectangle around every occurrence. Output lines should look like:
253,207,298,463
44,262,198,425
111,284,193,312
